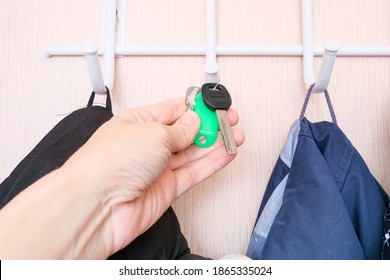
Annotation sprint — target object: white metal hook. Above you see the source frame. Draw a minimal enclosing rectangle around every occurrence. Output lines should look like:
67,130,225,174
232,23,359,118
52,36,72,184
103,0,117,92
204,0,219,83
302,0,339,93
83,43,106,95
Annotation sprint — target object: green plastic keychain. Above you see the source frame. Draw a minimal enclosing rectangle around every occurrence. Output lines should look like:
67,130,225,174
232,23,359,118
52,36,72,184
192,92,219,147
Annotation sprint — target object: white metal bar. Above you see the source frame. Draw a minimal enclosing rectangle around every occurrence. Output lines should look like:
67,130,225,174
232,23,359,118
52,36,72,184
83,43,106,95
302,0,340,93
217,45,302,56
302,0,315,88
204,0,219,83
116,0,127,48
117,45,206,55
101,0,106,49
43,44,85,57
335,46,390,56
43,44,390,57
104,0,117,91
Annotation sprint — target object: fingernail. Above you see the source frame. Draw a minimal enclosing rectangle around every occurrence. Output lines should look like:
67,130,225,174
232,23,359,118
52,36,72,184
179,111,198,126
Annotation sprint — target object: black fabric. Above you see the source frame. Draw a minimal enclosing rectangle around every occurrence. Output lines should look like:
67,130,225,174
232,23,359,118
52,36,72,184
0,105,113,208
109,207,210,260
0,90,205,260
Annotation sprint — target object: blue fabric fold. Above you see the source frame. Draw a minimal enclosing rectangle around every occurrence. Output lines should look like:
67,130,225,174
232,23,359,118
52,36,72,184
247,118,388,260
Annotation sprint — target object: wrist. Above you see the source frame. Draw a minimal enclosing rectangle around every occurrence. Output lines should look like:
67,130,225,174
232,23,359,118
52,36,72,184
55,161,115,258
0,165,105,259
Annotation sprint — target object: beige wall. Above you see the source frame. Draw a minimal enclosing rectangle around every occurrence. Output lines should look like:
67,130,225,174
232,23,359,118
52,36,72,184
1,0,389,259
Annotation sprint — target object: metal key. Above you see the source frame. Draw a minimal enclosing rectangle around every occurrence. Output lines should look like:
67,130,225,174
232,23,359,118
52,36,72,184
201,83,237,155
185,86,200,111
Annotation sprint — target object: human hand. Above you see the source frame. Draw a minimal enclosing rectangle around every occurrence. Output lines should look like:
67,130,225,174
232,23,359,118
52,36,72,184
61,96,244,258
0,96,244,259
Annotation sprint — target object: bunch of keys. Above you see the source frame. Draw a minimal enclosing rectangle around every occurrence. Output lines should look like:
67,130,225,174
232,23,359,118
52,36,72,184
185,83,237,155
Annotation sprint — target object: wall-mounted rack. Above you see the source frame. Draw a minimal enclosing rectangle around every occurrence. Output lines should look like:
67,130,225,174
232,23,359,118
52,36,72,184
43,0,390,95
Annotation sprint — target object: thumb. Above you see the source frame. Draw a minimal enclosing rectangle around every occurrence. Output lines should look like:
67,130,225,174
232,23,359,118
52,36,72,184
166,111,200,153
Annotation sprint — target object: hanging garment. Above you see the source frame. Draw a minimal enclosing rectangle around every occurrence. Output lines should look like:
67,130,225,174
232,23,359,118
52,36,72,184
383,201,390,259
246,85,389,260
0,90,206,260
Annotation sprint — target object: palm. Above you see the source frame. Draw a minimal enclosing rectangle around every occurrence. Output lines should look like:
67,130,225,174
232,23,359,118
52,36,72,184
106,169,178,254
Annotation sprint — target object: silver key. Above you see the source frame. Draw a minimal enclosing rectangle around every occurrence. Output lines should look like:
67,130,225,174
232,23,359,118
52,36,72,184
216,109,237,155
201,83,237,155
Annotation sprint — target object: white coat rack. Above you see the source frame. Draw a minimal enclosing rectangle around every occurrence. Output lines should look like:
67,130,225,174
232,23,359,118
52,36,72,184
43,0,390,95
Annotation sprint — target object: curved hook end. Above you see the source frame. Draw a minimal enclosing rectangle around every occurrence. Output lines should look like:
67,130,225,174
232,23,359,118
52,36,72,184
324,40,340,53
312,40,340,93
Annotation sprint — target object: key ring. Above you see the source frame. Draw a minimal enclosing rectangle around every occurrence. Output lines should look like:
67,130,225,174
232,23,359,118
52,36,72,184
212,76,220,91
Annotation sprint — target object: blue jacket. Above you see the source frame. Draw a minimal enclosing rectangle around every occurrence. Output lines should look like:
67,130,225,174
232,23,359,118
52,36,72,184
246,117,388,259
